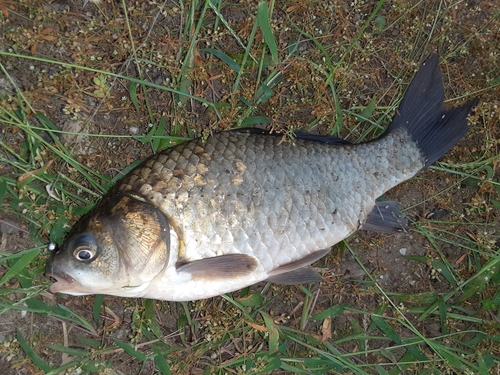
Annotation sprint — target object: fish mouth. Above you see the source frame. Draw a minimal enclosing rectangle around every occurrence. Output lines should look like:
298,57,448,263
45,264,90,295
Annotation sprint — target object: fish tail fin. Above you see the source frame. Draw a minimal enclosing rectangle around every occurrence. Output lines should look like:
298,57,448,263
387,54,479,168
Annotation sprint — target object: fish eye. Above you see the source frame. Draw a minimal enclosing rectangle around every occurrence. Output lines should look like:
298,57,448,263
71,234,97,261
75,248,94,261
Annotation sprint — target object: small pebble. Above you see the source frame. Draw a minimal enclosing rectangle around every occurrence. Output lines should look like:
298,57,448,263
129,126,140,135
399,247,407,255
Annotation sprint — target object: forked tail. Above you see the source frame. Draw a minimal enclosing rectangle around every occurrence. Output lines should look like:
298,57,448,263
387,54,478,168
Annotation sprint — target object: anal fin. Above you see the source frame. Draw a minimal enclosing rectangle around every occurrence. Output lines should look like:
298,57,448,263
176,254,258,280
266,268,321,285
361,201,408,233
266,248,329,285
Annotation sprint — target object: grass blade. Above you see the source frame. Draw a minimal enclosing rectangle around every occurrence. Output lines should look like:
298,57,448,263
371,316,401,344
310,304,346,321
155,353,172,375
129,81,141,111
0,248,40,286
257,1,278,64
0,176,6,204
202,48,241,72
261,311,279,352
240,115,272,127
92,294,105,323
114,339,148,361
17,329,53,372
46,344,90,356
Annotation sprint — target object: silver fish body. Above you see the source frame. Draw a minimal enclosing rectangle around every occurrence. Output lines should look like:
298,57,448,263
46,55,478,301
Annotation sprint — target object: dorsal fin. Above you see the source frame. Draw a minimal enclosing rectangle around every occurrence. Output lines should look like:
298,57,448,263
234,128,351,145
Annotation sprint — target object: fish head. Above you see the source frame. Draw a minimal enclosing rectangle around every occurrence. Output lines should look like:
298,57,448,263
46,194,171,297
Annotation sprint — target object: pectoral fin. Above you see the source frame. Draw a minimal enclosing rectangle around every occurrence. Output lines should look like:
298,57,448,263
266,248,329,285
361,201,408,233
176,254,258,280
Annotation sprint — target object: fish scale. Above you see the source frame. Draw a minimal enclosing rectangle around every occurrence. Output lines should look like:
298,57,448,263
46,54,478,301
104,130,413,299
110,129,423,300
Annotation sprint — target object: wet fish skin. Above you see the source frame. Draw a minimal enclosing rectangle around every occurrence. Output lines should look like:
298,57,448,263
46,54,478,301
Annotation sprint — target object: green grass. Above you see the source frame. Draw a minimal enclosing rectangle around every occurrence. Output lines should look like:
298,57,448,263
1,0,500,374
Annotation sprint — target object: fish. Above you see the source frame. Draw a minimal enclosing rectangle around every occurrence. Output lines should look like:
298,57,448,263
46,54,478,301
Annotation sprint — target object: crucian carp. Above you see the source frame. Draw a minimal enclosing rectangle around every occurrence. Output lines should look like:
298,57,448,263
46,54,478,301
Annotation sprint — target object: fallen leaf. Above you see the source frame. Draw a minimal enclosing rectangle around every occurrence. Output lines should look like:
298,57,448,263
245,321,267,332
39,27,55,34
0,5,8,17
18,160,54,185
39,35,58,42
321,317,332,342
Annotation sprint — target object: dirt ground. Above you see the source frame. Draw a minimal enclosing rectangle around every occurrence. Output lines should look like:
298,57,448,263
1,0,499,374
